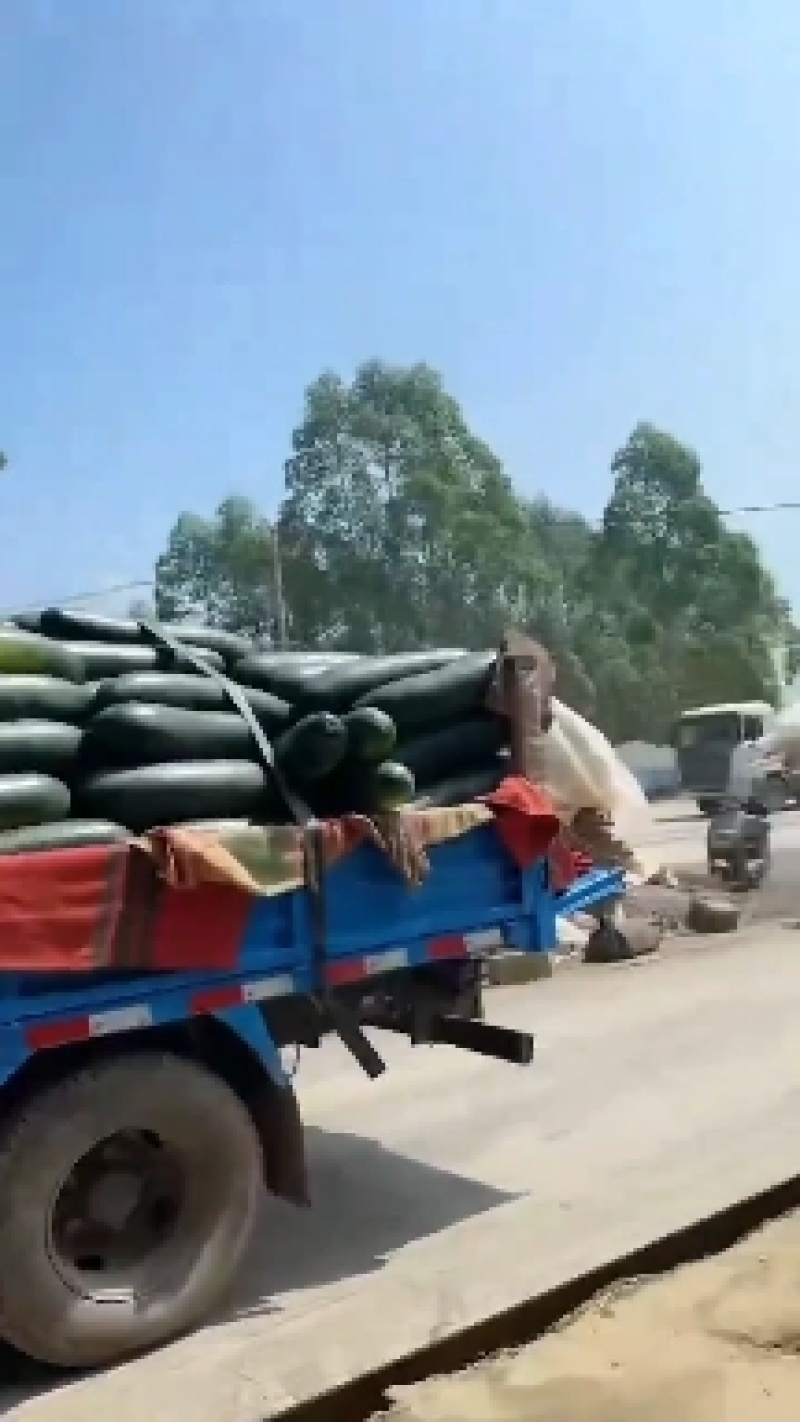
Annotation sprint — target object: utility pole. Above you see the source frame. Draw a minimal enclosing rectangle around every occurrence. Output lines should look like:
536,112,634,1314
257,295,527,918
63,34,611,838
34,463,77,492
271,524,288,647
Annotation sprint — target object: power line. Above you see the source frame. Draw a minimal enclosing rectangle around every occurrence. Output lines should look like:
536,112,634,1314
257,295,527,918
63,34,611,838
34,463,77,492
0,578,154,618
722,501,800,515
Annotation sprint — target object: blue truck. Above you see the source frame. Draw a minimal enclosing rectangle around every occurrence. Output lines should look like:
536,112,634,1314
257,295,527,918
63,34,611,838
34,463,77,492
0,818,621,1370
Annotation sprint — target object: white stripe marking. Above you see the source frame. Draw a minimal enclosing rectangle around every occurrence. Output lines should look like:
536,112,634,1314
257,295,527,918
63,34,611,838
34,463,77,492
364,949,408,976
89,1005,153,1036
463,928,505,955
242,975,295,1002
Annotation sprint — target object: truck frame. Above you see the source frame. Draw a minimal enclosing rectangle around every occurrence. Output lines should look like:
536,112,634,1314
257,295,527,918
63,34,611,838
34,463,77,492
0,818,620,1371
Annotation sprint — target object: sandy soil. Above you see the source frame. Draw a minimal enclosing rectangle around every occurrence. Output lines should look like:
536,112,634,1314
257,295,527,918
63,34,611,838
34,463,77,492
387,1211,800,1421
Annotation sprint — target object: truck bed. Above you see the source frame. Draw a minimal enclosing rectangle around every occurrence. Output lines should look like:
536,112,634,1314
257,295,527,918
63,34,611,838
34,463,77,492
0,801,623,1063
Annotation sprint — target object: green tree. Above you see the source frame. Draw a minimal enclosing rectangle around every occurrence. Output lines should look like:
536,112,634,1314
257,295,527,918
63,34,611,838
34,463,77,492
279,361,542,651
600,423,720,625
591,422,788,735
511,500,597,715
600,422,780,633
154,496,277,639
147,383,794,746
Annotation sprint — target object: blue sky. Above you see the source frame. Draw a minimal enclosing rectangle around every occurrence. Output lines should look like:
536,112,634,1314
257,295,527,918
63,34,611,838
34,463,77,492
3,0,800,615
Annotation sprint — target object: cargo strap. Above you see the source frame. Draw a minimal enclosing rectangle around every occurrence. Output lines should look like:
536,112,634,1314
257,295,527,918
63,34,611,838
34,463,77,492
304,823,385,1078
137,618,313,827
137,620,386,1077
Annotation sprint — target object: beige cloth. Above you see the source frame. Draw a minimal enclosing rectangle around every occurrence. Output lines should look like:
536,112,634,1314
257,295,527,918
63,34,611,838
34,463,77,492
140,802,493,898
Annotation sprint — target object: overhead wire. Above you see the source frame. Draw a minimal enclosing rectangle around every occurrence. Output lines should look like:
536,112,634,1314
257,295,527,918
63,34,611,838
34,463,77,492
721,502,800,515
0,578,155,618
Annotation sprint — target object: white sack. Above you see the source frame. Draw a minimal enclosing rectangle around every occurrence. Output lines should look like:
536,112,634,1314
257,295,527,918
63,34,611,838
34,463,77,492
540,697,652,843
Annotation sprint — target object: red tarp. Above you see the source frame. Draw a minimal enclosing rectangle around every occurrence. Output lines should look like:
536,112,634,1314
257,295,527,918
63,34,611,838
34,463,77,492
0,777,567,973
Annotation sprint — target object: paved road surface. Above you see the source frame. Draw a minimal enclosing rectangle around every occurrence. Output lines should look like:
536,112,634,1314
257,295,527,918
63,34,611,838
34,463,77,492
638,798,800,922
10,924,800,1422
645,797,800,859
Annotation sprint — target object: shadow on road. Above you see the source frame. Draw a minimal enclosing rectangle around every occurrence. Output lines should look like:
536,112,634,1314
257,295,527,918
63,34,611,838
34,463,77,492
231,1125,517,1317
0,1128,517,1413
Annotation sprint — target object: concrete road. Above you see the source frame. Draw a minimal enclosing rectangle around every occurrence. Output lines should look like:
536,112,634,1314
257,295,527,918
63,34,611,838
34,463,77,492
10,924,800,1422
637,798,800,922
644,796,800,858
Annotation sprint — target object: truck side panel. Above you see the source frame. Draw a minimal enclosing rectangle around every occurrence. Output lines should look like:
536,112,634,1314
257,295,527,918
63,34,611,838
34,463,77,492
0,822,624,1093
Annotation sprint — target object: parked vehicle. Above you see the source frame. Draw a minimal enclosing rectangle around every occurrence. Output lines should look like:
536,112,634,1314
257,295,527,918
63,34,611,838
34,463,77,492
671,700,796,814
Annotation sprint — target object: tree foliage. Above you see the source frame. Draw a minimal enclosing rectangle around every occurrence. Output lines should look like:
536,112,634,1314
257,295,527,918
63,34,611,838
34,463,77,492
154,496,277,638
279,362,539,651
151,370,794,743
587,422,787,737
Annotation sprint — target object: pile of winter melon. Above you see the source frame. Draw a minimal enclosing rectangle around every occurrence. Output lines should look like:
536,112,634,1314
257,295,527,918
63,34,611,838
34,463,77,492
0,609,512,852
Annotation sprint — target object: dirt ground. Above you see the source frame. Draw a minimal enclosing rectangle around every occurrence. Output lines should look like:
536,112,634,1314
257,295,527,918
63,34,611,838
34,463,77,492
385,1211,800,1420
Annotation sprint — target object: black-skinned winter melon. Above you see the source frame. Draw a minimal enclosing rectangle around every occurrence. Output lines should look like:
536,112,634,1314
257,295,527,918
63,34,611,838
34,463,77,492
313,759,415,816
274,714,348,783
355,652,497,733
39,607,144,645
0,629,85,683
91,672,291,730
0,677,95,724
74,760,280,832
0,774,71,829
55,641,225,680
0,721,83,778
157,623,254,662
284,650,467,714
397,715,506,785
83,703,268,767
343,707,397,764
231,652,361,704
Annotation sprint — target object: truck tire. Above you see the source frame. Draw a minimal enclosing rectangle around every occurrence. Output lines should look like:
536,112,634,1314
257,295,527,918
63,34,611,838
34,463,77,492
0,1051,262,1368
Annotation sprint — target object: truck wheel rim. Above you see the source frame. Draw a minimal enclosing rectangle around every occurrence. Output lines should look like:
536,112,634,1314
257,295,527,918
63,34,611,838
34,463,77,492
48,1130,185,1284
